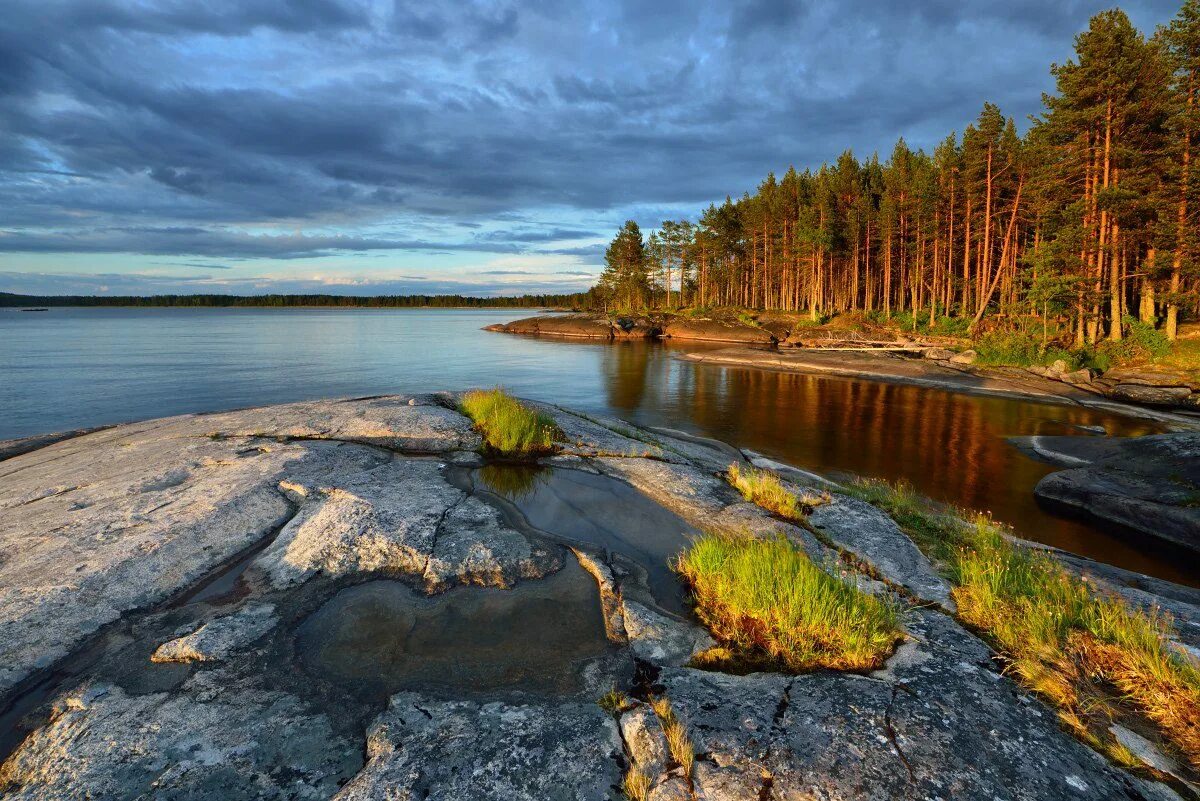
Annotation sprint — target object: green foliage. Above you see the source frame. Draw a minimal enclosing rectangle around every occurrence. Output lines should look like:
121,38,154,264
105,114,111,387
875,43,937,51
929,316,971,337
847,476,1200,769
597,686,631,716
0,291,589,309
727,463,827,521
954,521,1200,768
675,532,902,672
973,331,1047,367
458,388,560,455
600,221,651,310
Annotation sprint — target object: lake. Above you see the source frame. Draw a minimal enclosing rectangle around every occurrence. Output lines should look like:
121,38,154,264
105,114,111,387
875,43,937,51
0,306,1187,584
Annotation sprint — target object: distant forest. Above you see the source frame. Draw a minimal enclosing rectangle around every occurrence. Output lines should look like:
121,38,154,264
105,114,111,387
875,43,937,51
0,292,585,309
596,2,1200,342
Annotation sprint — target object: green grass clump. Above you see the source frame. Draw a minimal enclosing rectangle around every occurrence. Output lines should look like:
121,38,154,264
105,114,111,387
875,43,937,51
675,532,902,672
727,463,827,521
649,697,694,777
597,686,631,717
953,521,1200,771
847,476,1200,772
459,388,560,455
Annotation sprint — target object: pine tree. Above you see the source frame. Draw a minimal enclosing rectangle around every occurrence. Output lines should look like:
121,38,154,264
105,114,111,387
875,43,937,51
600,221,650,311
1163,0,1200,339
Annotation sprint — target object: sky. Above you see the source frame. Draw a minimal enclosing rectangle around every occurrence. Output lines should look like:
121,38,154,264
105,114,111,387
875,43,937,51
0,0,1186,297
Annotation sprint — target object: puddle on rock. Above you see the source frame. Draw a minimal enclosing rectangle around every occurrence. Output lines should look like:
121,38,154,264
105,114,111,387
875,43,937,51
474,465,699,615
294,557,613,702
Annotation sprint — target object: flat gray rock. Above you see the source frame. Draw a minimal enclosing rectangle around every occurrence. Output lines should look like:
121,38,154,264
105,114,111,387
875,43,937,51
423,494,562,590
654,610,1170,800
151,602,278,663
809,496,956,611
1029,433,1200,553
0,678,360,801
3,396,1195,801
335,694,623,800
622,599,714,666
0,428,379,695
196,395,483,453
252,458,461,588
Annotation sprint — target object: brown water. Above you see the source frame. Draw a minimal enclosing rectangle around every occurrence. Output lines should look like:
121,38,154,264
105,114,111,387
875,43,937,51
579,341,1192,585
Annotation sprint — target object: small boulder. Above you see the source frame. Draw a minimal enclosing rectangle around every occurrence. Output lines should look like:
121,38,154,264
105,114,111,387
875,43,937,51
924,347,954,361
1060,368,1092,385
620,705,670,775
1111,384,1192,406
151,604,278,663
1048,359,1069,375
949,349,978,365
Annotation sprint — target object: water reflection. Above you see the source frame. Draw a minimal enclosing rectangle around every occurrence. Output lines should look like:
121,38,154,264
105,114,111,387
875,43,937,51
474,466,699,615
477,463,550,501
2,308,1187,584
294,558,612,701
586,341,1187,585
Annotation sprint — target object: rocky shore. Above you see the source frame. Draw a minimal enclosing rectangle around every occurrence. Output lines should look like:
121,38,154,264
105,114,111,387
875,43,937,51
1010,432,1200,554
487,313,1200,417
680,347,1200,424
484,312,774,344
1,395,1197,799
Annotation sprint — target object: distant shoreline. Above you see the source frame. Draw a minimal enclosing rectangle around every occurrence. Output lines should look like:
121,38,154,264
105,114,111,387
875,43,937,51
0,291,584,310
2,304,570,311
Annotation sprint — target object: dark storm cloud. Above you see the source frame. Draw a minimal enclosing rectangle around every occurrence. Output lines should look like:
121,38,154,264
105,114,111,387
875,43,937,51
0,0,1185,274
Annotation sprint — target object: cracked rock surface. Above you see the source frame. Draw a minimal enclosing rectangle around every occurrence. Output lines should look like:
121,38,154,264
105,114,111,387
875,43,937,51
335,694,623,801
0,394,1194,800
648,609,1173,800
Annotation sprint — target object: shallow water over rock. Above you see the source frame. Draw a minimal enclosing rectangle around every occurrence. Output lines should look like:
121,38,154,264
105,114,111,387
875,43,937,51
294,557,614,701
473,465,700,614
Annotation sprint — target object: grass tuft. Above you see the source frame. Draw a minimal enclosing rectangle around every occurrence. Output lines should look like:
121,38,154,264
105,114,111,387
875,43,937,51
650,697,694,777
846,476,1200,773
597,686,631,717
675,532,902,672
459,388,560,455
952,521,1200,772
727,463,827,521
622,767,651,801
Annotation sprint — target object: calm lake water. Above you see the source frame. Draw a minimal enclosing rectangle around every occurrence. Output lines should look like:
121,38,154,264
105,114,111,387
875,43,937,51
0,306,1188,584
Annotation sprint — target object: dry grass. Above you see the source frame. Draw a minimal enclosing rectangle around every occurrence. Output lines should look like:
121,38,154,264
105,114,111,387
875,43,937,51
674,532,902,672
953,522,1200,772
622,767,651,801
727,463,828,521
847,477,1200,774
650,697,694,778
459,388,560,455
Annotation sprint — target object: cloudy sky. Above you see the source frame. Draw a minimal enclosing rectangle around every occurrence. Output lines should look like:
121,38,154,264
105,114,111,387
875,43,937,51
0,0,1183,297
